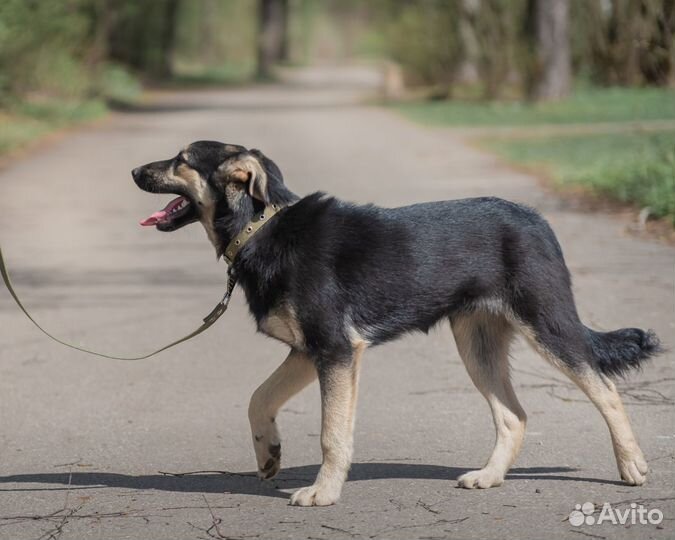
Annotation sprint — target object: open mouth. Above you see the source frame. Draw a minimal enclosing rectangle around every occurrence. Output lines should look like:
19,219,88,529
139,195,197,231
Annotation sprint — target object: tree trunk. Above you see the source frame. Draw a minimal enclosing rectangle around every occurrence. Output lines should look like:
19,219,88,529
533,0,571,100
86,0,115,68
277,0,290,63
257,0,287,79
158,0,180,79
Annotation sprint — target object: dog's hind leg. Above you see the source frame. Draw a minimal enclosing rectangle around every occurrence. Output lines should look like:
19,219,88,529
248,349,317,480
568,367,647,485
452,311,527,489
524,331,649,485
290,344,365,506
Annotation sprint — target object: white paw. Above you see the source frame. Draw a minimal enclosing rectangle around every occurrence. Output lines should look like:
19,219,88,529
457,468,504,489
250,420,282,480
618,450,648,486
289,483,341,506
255,441,281,480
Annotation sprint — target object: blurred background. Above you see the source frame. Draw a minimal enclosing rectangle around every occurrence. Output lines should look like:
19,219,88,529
0,0,674,226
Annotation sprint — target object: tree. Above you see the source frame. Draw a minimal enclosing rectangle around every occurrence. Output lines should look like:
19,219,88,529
380,0,464,98
158,0,180,78
532,0,571,100
467,0,515,100
257,0,288,79
583,0,675,87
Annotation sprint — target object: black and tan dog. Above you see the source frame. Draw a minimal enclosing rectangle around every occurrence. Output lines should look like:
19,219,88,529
132,141,661,506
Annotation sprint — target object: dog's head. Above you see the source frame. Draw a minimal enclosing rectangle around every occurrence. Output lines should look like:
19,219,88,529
132,141,292,245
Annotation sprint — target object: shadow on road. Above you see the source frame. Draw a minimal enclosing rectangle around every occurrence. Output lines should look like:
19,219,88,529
0,463,624,500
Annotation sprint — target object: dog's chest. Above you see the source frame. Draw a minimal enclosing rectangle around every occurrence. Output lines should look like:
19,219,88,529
258,303,305,349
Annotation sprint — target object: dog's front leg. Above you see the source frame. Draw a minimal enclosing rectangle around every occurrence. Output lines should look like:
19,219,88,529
249,349,317,479
290,346,364,506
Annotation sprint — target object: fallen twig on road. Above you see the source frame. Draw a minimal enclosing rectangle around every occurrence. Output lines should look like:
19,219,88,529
202,494,227,539
416,499,441,514
38,466,75,540
321,523,360,537
569,529,607,539
369,517,469,538
158,469,257,478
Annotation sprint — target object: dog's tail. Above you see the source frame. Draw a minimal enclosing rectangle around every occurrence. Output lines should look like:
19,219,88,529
585,326,662,378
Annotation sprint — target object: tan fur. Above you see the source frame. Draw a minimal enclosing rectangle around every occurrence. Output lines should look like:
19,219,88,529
290,344,365,506
217,154,268,201
169,163,220,250
248,350,317,478
558,363,647,485
452,311,527,489
345,323,370,349
229,169,249,182
259,303,305,349
520,323,648,485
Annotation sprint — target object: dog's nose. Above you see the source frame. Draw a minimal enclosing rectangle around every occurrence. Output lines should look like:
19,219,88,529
131,167,142,182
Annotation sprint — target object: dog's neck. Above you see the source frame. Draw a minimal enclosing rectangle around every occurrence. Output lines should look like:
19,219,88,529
211,186,299,258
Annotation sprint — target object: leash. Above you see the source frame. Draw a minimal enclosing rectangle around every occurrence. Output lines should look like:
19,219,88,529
0,203,283,361
0,245,236,361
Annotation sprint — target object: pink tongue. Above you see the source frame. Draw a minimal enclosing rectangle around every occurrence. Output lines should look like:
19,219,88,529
140,196,187,226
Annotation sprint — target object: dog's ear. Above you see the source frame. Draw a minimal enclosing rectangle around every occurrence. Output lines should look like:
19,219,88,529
249,148,284,185
216,152,269,202
215,149,282,204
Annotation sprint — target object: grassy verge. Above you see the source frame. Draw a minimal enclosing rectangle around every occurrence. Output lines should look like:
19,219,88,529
0,63,143,158
166,62,255,88
485,131,675,224
0,61,257,159
391,86,675,227
393,87,675,126
0,99,107,156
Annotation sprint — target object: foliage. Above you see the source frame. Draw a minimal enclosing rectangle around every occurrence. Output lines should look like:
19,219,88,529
576,0,675,87
470,0,527,100
372,0,674,98
0,0,92,100
487,131,675,223
0,0,259,106
94,63,142,104
104,0,180,78
378,0,464,95
174,0,256,78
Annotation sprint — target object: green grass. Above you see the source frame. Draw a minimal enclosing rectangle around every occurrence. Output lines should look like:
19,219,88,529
96,63,143,104
0,59,252,158
0,60,141,157
0,99,106,155
167,62,255,87
394,87,675,126
486,131,675,223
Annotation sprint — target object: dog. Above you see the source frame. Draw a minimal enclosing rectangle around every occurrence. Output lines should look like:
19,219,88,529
132,140,661,506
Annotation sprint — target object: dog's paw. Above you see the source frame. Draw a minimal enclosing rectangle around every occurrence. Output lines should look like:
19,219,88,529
618,450,648,486
257,443,282,480
457,468,504,489
289,483,341,506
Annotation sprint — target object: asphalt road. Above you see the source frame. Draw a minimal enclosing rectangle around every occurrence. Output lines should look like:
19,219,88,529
1,67,673,539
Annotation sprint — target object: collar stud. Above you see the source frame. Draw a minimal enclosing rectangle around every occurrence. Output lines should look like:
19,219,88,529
223,203,285,266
